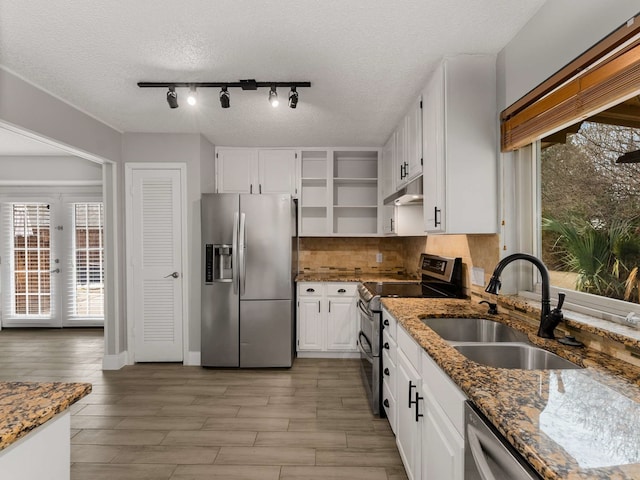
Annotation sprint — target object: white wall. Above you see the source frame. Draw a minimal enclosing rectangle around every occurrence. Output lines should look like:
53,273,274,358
0,156,102,183
121,133,215,357
497,0,639,110
0,69,121,162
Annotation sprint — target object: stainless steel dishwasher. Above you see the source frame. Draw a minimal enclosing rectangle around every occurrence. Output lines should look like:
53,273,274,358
464,402,542,480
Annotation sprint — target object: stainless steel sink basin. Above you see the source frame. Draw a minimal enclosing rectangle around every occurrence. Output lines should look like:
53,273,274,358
421,317,529,343
453,343,582,370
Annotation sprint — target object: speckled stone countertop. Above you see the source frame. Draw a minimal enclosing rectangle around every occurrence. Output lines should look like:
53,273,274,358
382,297,640,480
296,272,418,282
0,382,91,451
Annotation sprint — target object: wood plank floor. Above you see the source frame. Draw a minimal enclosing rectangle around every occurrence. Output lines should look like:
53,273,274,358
0,328,408,480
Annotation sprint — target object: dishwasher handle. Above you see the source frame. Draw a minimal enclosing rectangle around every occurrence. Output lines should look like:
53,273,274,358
467,423,497,480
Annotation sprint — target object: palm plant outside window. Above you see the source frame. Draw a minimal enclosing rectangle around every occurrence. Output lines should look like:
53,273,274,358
540,99,640,305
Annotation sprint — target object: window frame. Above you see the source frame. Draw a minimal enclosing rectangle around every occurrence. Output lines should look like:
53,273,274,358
515,139,640,323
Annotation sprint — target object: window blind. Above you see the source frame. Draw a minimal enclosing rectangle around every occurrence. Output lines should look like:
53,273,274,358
501,14,640,152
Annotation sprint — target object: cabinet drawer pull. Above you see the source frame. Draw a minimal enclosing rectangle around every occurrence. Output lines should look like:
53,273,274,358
383,342,390,350
337,288,346,293
306,288,315,293
384,368,390,376
318,300,321,313
250,184,253,194
383,399,390,408
259,184,262,194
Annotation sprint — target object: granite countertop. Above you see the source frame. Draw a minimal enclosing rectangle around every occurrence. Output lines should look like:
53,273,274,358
296,271,419,283
382,297,640,480
0,382,92,451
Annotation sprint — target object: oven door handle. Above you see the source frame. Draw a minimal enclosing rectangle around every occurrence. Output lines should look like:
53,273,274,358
357,299,373,319
358,331,374,361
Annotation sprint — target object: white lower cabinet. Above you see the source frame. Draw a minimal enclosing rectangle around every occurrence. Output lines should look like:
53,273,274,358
297,282,358,357
421,389,464,480
396,347,423,480
389,315,467,480
396,323,424,480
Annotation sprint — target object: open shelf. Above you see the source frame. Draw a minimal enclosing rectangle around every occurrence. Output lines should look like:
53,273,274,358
334,150,378,179
299,148,379,236
333,206,378,235
301,207,328,235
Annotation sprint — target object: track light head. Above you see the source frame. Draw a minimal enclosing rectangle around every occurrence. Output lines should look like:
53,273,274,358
219,87,230,108
187,86,197,106
166,86,178,109
288,87,298,109
269,86,279,108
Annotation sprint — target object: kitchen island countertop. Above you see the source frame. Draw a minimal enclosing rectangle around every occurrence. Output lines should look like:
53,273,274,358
382,297,640,480
0,381,92,451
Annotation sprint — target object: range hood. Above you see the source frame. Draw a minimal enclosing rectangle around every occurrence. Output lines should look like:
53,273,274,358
383,176,423,206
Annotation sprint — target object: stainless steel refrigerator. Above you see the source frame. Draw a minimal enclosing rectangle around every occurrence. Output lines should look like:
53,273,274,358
201,193,296,368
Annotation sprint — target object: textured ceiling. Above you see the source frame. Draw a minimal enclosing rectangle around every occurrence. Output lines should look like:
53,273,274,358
0,0,547,148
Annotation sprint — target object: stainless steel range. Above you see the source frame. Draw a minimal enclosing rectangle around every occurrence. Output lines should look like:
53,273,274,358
356,253,465,416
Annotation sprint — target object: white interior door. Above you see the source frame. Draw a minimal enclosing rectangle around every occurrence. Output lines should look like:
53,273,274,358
127,165,184,362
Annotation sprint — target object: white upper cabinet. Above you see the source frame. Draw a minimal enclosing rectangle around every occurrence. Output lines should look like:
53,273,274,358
216,148,299,196
405,97,423,182
394,96,423,190
381,132,396,202
216,148,255,194
258,149,298,195
422,55,498,234
395,117,408,188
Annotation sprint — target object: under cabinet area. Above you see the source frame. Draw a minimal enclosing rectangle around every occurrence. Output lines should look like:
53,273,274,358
296,282,359,357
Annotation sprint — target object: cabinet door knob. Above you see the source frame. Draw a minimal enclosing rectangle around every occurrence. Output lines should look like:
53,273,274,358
306,288,315,293
383,399,390,408
383,342,390,350
337,288,346,293
384,368,390,376
383,319,390,326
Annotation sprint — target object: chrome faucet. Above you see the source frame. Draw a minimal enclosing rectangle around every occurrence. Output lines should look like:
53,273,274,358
485,253,565,339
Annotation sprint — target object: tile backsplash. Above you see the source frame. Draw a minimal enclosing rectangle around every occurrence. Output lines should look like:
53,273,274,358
298,237,407,274
299,234,500,288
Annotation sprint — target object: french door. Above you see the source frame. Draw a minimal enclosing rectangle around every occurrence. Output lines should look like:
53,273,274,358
1,196,104,327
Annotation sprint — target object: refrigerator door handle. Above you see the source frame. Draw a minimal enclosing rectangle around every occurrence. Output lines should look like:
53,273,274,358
239,212,247,295
232,211,239,294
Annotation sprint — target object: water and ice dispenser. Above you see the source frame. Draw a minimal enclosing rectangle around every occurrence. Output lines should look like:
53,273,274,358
205,244,233,283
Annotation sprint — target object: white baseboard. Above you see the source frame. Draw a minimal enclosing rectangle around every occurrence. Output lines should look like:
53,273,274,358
297,351,361,359
102,351,128,370
184,351,201,366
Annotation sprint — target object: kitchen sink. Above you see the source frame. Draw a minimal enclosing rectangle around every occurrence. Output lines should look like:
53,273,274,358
453,343,582,370
421,317,529,343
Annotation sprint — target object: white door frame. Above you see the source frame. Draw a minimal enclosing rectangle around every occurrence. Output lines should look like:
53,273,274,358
124,162,189,364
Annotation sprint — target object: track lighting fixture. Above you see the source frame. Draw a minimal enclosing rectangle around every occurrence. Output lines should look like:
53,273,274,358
219,87,230,108
139,79,310,109
288,87,298,109
166,86,178,109
187,86,197,106
269,86,279,107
